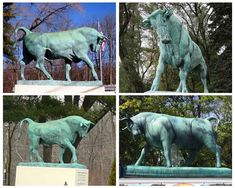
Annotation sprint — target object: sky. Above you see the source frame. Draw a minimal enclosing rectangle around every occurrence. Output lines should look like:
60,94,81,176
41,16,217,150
14,3,116,29
70,3,116,26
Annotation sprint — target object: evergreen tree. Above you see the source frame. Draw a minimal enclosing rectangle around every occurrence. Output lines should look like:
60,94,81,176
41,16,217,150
208,3,232,92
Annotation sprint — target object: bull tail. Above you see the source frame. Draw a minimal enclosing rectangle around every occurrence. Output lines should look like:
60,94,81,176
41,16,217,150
206,116,220,131
18,118,34,139
15,27,32,41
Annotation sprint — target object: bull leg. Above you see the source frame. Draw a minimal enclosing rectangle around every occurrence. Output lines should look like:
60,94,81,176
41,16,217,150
176,81,182,92
35,56,53,80
178,68,188,93
159,118,174,167
65,63,71,81
59,147,65,163
64,140,78,163
29,145,34,162
135,145,150,166
30,137,43,162
74,52,99,81
19,57,32,80
20,60,26,80
215,145,222,167
204,138,221,167
150,59,165,91
32,149,43,162
162,140,172,167
32,146,43,162
200,61,209,93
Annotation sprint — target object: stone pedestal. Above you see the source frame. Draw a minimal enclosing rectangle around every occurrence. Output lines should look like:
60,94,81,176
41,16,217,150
14,80,105,94
15,163,88,186
123,165,232,178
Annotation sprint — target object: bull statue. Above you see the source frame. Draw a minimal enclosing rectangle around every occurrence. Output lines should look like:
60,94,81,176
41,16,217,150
121,112,221,167
18,115,94,163
15,27,107,81
143,9,209,93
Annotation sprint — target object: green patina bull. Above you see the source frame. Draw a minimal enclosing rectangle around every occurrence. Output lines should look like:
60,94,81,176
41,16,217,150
15,27,107,81
143,9,209,93
18,116,94,163
122,112,221,167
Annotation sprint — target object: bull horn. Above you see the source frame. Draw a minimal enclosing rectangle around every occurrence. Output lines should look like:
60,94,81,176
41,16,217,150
142,18,151,29
163,8,173,19
90,122,95,126
122,126,128,131
120,117,128,121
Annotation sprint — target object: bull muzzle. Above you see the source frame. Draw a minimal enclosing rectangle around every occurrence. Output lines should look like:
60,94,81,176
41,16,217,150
81,132,88,138
161,35,172,44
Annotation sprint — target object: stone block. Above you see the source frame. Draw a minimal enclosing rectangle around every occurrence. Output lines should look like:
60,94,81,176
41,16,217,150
15,163,89,185
14,80,105,94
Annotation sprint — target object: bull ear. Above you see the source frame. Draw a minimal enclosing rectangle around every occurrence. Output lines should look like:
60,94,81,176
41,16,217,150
90,121,95,126
81,122,93,128
163,8,173,20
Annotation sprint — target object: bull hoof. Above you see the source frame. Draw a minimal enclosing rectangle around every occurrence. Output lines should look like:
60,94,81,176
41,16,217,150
181,89,189,93
176,88,181,92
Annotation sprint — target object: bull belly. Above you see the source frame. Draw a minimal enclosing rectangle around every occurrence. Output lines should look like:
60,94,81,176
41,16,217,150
45,49,74,61
146,138,162,148
174,138,201,150
40,136,72,146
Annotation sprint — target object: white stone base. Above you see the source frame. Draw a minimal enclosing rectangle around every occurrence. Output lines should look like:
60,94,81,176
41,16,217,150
14,84,105,94
15,165,89,185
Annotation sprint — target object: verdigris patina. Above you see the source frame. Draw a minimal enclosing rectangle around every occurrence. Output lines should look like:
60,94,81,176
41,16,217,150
121,112,221,167
15,27,107,81
18,115,94,163
122,166,232,178
143,9,209,93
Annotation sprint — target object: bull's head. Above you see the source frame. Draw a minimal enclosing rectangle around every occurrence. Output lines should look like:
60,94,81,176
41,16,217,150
120,117,143,136
91,35,108,53
143,8,173,44
79,121,94,138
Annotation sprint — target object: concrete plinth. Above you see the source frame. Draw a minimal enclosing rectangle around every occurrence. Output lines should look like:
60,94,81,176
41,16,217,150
15,163,89,185
123,165,232,178
14,80,105,94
